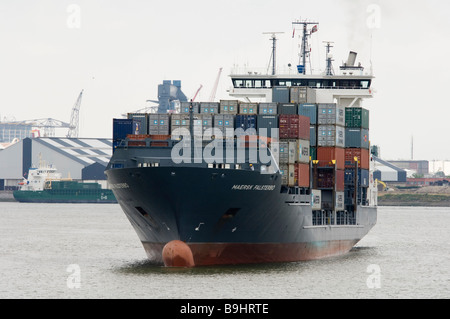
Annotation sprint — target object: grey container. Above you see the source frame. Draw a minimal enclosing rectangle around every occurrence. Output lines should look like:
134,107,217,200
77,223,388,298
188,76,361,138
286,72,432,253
278,142,290,164
317,104,345,126
220,100,239,114
272,87,290,104
318,125,345,147
195,114,213,139
259,102,278,115
239,102,258,115
200,102,219,114
149,114,170,135
298,104,317,125
290,87,307,104
279,164,289,185
345,128,370,149
214,114,235,137
180,102,200,114
171,114,191,127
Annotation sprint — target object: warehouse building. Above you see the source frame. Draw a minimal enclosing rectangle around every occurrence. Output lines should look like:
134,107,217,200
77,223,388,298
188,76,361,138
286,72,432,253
373,156,407,183
387,160,429,176
0,137,112,190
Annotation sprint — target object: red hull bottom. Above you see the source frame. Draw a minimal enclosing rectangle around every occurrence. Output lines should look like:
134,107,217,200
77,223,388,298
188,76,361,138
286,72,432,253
142,240,359,267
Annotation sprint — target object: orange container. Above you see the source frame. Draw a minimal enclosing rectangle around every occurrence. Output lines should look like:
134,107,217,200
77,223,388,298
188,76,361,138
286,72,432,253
127,134,151,140
345,148,370,170
317,147,345,170
149,135,171,141
296,163,310,188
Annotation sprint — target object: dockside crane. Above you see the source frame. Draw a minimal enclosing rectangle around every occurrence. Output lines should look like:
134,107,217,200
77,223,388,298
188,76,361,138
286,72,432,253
67,90,84,138
208,68,223,102
191,85,203,102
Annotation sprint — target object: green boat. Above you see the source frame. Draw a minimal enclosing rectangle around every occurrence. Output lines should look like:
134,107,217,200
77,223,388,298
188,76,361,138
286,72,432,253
13,164,117,204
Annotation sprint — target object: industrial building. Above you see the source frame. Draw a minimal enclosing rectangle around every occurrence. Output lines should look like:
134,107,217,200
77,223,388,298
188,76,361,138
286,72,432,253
387,160,429,176
373,156,407,183
0,137,112,190
0,122,34,143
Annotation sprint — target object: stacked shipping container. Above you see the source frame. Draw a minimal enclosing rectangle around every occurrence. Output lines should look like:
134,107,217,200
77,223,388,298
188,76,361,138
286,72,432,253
219,100,238,114
278,110,310,188
113,101,371,211
314,104,346,209
344,107,371,207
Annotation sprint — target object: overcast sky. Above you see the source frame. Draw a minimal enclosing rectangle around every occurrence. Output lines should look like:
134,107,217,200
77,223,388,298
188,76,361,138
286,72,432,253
0,0,449,161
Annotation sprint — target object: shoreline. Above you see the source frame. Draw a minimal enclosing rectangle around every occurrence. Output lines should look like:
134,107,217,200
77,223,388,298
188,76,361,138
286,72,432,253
0,191,15,202
3,190,450,207
378,193,450,207
377,185,450,207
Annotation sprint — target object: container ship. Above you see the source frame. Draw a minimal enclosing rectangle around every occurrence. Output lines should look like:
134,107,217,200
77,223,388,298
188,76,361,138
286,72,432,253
106,21,377,267
14,163,117,204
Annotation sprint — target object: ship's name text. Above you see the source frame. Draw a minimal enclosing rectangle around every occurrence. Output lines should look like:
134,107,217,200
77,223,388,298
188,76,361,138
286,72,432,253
232,184,276,191
110,183,130,189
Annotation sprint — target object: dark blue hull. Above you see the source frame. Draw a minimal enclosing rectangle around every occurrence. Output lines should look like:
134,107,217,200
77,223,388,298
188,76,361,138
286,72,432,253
106,166,377,265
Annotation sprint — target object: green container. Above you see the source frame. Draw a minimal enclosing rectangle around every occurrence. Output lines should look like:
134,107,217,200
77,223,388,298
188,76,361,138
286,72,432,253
345,107,369,129
310,146,317,161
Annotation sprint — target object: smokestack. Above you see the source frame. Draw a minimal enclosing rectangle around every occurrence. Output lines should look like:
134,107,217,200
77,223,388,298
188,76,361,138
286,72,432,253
346,51,357,66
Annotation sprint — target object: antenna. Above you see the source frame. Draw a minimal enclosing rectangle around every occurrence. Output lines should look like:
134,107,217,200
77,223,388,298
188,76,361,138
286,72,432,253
292,20,319,75
323,41,335,76
263,32,284,75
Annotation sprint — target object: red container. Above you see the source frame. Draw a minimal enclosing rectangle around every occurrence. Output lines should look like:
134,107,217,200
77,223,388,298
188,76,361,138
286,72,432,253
296,163,310,188
279,115,310,139
335,169,345,191
317,147,345,170
314,168,345,191
315,169,334,189
345,148,370,170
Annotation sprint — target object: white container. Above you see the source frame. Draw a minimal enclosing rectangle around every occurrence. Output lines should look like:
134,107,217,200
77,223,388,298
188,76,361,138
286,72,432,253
312,189,322,210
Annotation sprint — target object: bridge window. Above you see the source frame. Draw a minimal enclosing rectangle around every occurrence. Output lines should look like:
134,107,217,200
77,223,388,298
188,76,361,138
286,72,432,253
234,80,244,87
361,81,370,88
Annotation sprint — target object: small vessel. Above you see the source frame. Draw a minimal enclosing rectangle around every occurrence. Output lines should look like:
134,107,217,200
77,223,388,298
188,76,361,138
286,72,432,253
14,160,116,204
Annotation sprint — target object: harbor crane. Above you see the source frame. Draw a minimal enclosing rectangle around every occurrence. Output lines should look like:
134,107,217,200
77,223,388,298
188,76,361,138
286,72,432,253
208,68,223,102
67,90,84,138
191,85,203,102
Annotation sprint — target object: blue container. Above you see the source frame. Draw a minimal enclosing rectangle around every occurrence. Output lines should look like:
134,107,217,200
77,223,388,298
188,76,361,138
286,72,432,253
298,104,317,125
279,104,297,115
113,119,136,140
344,169,370,188
127,113,148,135
345,128,370,149
272,87,290,104
310,125,317,146
235,115,257,135
297,65,305,74
257,115,279,138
